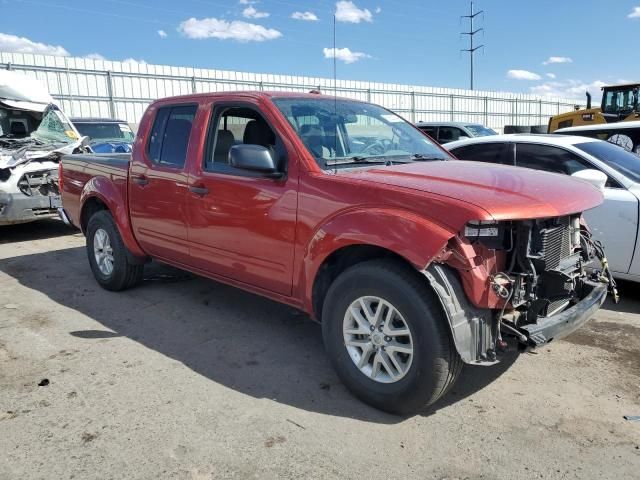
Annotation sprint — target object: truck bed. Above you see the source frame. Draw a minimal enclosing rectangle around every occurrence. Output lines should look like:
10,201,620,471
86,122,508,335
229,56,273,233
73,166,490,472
60,153,131,230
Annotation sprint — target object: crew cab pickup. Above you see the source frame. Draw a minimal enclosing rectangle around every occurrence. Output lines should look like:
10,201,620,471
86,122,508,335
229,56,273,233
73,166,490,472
59,92,610,414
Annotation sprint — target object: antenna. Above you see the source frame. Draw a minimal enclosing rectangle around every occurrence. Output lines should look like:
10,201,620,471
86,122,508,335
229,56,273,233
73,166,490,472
333,14,338,174
460,0,484,90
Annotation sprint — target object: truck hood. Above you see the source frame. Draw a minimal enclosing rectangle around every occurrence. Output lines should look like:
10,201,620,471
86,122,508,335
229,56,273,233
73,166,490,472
345,160,604,220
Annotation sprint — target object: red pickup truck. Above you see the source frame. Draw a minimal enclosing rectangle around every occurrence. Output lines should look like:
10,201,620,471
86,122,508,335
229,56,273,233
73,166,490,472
59,91,609,414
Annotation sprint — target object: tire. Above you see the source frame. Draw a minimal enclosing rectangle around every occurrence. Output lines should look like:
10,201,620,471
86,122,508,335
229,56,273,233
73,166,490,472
86,210,144,291
321,259,462,415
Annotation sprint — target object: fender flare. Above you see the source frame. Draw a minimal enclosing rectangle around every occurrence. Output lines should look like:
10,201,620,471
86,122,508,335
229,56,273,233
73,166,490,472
300,207,455,313
80,177,146,258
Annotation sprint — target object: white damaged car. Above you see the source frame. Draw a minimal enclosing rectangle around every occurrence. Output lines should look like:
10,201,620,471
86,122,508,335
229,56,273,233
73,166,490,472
0,70,88,225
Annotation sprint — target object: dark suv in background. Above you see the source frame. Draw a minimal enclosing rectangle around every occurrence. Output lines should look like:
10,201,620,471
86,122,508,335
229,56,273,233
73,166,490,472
71,117,135,153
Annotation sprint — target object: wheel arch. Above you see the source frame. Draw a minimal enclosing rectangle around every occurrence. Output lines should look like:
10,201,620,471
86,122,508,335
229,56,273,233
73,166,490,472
79,177,146,259
302,207,456,320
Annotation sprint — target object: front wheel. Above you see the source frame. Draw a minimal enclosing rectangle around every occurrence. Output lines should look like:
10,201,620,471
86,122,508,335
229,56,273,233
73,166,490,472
322,259,462,415
86,210,143,291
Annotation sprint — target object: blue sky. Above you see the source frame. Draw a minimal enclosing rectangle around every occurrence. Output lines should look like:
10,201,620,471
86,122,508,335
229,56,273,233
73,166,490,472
1,0,638,98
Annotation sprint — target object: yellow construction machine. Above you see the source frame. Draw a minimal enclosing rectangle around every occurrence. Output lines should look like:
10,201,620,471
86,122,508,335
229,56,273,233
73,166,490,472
548,83,640,132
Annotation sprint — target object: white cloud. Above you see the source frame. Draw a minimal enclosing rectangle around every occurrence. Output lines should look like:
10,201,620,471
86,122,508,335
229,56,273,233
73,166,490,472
242,6,269,19
543,56,573,65
291,11,318,21
178,17,282,42
375,7,382,14
628,6,640,18
530,79,607,99
546,73,556,79
122,58,147,64
335,1,372,23
157,29,167,38
507,69,541,81
239,0,256,4
323,47,370,64
0,32,69,56
85,53,106,60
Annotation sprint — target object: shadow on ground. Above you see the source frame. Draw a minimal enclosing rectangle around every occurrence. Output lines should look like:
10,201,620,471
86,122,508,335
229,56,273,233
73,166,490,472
0,218,77,244
600,279,640,315
1,224,525,422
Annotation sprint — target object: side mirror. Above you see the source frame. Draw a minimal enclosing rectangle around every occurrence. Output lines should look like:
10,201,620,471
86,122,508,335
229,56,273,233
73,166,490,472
229,144,283,178
571,169,607,193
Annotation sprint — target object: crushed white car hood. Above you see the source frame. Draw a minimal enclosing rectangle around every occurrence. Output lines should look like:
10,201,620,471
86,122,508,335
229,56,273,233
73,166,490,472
0,70,54,112
0,138,83,169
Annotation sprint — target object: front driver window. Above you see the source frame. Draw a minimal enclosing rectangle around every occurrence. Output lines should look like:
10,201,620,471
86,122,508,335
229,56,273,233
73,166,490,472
205,107,279,171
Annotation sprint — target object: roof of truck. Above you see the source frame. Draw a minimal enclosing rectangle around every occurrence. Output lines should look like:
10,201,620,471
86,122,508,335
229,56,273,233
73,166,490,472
153,91,359,104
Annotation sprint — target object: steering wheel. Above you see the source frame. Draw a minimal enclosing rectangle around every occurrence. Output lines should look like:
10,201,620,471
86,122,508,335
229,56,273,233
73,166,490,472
361,139,393,155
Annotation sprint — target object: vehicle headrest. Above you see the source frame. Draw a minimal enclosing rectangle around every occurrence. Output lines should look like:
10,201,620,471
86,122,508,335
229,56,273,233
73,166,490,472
243,118,275,147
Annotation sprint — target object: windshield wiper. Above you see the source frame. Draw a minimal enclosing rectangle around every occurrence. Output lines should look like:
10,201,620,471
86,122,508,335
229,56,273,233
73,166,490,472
410,153,446,161
326,155,389,166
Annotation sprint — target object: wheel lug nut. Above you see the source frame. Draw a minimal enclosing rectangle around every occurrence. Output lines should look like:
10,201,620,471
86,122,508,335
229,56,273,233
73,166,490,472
369,325,375,331
378,326,383,332
385,336,391,342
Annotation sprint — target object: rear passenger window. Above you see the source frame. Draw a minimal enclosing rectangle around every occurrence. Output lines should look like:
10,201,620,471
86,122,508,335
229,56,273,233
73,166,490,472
515,143,593,175
147,105,197,168
451,143,510,165
438,127,464,143
419,126,437,138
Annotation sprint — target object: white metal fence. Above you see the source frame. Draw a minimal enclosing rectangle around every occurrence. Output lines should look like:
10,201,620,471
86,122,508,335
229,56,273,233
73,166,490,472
1,51,582,130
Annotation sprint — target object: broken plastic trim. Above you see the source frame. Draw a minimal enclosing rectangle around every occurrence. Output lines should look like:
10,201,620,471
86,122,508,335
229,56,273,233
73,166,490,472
423,263,498,365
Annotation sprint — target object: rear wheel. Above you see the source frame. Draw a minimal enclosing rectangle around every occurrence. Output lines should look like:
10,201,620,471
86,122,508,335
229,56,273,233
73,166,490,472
86,210,143,291
322,259,462,415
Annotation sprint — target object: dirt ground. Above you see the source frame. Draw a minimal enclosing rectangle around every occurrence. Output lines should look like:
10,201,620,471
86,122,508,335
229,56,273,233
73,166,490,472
1,219,639,480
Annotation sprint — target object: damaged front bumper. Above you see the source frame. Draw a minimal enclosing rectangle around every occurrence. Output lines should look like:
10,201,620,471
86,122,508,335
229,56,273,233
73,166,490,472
425,264,607,366
520,281,606,345
0,189,61,225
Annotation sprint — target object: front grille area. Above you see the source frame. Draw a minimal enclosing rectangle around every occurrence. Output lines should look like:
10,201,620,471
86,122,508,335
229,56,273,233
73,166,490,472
528,216,581,318
538,219,573,270
18,170,59,197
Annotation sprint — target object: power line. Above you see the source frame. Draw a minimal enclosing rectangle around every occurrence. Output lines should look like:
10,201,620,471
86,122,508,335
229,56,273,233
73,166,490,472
460,0,484,91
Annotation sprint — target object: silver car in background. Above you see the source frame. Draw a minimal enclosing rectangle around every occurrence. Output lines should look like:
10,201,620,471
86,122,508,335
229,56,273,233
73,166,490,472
416,121,497,144
445,134,640,282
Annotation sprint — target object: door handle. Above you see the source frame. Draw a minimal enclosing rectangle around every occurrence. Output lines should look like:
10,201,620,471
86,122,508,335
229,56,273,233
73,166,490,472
132,175,149,186
189,185,209,196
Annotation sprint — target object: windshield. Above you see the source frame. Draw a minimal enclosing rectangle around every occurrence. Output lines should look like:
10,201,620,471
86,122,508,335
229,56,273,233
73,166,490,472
273,98,451,168
75,121,134,143
602,88,638,115
575,141,640,183
31,107,78,145
465,124,497,137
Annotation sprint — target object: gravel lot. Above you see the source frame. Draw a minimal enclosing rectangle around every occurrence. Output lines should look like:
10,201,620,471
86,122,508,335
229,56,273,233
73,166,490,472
1,219,639,480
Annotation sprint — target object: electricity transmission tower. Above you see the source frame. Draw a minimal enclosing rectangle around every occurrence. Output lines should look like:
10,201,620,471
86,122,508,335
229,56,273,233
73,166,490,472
460,1,484,90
